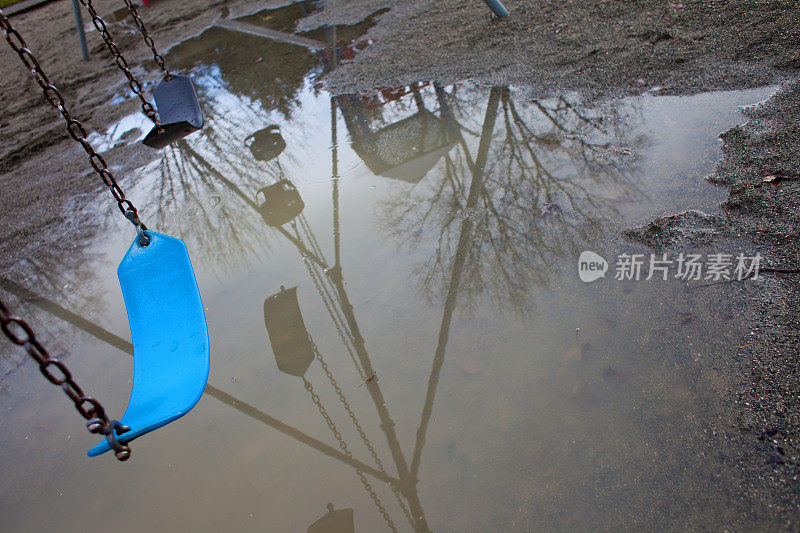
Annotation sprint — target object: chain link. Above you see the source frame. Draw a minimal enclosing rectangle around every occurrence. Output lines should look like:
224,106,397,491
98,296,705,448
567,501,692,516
121,0,170,81
311,341,384,472
301,252,365,379
293,220,415,527
0,298,132,460
0,8,149,239
293,222,365,380
75,0,160,126
303,378,398,532
310,341,416,527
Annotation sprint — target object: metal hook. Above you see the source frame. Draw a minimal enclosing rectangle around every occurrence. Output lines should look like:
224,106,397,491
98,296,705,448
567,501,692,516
86,418,131,460
124,210,151,247
106,420,132,461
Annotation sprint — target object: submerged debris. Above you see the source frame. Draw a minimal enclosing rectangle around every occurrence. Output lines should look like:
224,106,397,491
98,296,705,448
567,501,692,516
358,373,378,388
760,169,799,190
539,202,563,220
601,366,625,382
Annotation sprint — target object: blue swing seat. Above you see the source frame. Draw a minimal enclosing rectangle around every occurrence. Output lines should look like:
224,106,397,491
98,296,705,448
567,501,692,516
88,231,210,457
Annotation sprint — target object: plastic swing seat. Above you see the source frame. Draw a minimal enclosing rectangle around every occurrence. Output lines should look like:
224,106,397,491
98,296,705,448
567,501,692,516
87,231,210,457
245,125,286,162
142,75,204,149
256,179,305,227
308,504,355,533
263,286,314,377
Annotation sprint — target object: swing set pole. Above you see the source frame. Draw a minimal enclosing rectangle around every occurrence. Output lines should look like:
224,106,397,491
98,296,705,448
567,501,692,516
482,0,509,17
70,0,89,61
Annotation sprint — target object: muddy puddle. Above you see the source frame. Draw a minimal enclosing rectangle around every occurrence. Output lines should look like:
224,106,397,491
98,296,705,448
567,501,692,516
0,3,779,532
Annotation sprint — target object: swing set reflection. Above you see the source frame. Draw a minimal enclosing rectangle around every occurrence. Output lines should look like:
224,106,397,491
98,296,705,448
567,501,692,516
0,83,502,531
1,4,642,525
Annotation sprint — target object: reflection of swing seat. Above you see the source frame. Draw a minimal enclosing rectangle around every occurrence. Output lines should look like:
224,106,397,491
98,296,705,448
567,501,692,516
88,232,210,457
245,125,286,161
308,504,355,533
264,286,314,377
143,75,204,149
256,179,305,227
348,110,458,183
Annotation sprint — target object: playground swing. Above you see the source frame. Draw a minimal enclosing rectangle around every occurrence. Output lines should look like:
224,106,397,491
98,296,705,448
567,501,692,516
0,11,210,460
263,286,401,532
245,124,287,162
263,286,314,377
256,178,306,227
77,0,203,149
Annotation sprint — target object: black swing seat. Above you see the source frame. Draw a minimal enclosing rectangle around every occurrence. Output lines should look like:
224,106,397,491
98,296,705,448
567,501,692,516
256,179,305,227
263,286,314,377
308,504,355,533
245,125,286,162
143,74,204,149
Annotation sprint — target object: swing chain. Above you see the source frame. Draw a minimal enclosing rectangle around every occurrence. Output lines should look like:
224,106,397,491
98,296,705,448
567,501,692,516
0,298,132,461
121,0,171,81
302,377,398,533
0,9,149,232
125,210,151,246
76,0,161,126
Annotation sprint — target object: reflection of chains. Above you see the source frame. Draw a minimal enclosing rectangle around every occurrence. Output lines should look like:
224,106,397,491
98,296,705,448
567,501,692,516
301,253,365,379
293,221,364,380
299,214,327,264
296,218,345,325
302,378,397,532
310,342,415,527
293,221,414,527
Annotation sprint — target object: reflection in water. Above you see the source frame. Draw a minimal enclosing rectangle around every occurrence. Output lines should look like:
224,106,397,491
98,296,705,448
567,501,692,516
1,11,641,530
264,286,315,377
257,180,305,227
338,83,459,183
376,86,642,311
245,125,286,162
308,503,356,533
0,2,770,531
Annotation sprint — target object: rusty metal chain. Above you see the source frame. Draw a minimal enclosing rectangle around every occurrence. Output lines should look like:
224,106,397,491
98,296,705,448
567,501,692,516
309,341,416,528
302,377,398,532
76,0,160,126
0,8,150,243
121,0,170,81
0,298,132,460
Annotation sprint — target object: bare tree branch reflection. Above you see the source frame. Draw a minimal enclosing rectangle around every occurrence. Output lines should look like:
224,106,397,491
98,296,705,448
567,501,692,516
376,85,645,312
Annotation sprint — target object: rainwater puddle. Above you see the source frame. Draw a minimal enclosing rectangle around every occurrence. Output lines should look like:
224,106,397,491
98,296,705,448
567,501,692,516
0,3,780,532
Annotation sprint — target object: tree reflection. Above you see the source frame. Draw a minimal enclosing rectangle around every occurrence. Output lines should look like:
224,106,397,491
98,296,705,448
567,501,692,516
376,85,644,311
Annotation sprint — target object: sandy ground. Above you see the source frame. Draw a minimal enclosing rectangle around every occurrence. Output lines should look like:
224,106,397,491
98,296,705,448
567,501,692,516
300,0,800,96
1,0,800,527
624,80,800,527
